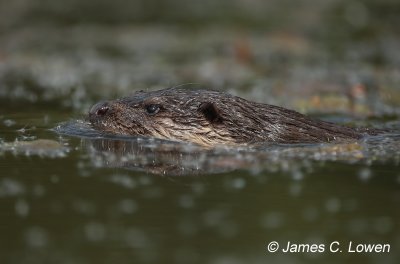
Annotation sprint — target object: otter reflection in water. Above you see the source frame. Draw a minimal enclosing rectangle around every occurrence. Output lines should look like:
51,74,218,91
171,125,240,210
84,137,257,176
89,87,377,147
83,135,376,176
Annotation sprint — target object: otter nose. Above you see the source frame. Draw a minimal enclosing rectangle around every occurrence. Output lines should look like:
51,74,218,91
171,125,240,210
89,101,110,117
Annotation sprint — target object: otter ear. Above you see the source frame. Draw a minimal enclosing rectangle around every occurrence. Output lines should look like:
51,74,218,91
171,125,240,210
198,102,223,124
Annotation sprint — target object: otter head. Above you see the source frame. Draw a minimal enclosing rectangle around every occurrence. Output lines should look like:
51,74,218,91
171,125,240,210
88,88,232,146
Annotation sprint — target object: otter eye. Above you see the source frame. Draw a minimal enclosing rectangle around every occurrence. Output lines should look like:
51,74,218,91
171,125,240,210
96,106,109,116
145,104,160,115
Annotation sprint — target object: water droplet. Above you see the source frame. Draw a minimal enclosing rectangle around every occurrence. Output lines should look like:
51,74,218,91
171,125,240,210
302,206,319,222
0,178,25,197
109,174,137,189
291,170,304,181
178,194,194,209
325,197,341,213
358,168,372,182
25,227,48,248
373,217,393,234
288,183,302,197
118,199,138,214
3,119,16,127
85,222,106,242
231,177,246,189
51,175,60,183
125,228,150,248
260,212,284,229
15,199,30,217
32,184,46,197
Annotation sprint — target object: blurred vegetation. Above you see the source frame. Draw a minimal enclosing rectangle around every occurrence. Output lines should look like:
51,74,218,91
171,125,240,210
0,0,399,114
0,0,399,33
1,0,399,63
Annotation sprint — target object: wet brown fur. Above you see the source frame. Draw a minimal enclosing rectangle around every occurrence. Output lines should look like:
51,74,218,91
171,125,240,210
89,87,370,147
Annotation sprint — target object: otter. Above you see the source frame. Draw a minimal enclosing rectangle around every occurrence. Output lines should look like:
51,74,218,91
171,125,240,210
88,87,374,147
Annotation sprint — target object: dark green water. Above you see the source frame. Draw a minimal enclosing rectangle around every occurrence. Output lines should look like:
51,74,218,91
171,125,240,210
1,99,400,264
1,0,400,263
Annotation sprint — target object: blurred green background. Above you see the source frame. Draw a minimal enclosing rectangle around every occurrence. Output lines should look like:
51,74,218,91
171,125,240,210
1,0,399,113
